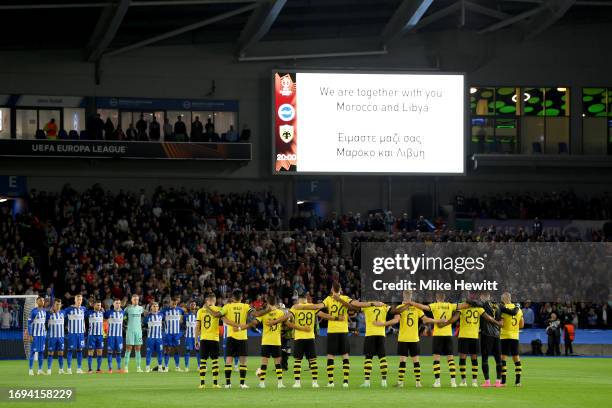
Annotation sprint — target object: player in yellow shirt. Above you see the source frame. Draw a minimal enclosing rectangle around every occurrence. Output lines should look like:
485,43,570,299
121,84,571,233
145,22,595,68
277,293,342,388
195,294,224,389
409,292,459,387
220,289,255,389
292,282,356,387
499,292,524,387
349,299,389,388
374,290,444,388
251,295,287,389
441,297,500,387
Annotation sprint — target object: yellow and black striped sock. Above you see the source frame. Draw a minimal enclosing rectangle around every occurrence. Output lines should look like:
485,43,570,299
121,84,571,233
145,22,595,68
398,361,406,383
459,358,466,380
309,358,319,381
239,364,247,385
448,358,456,379
275,363,283,381
501,360,507,384
433,360,441,379
342,358,350,384
326,359,334,383
514,361,522,384
364,358,373,381
259,364,267,381
212,359,219,385
380,357,388,380
471,358,478,381
224,365,232,385
199,359,207,386
413,361,421,382
293,359,302,381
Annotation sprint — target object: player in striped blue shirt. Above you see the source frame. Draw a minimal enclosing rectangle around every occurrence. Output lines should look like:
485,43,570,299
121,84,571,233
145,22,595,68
86,301,105,373
104,299,125,373
183,301,198,372
27,296,47,376
46,299,65,375
64,294,87,374
161,298,184,372
144,302,164,372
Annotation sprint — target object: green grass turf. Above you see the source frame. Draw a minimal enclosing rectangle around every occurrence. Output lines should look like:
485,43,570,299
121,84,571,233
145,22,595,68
1,356,611,408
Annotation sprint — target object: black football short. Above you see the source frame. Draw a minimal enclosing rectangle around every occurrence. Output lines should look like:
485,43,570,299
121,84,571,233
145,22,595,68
363,335,386,358
226,338,248,357
293,339,316,360
501,339,520,356
261,345,281,358
397,341,420,357
326,333,349,355
458,338,480,355
432,336,454,356
480,335,501,358
199,340,220,359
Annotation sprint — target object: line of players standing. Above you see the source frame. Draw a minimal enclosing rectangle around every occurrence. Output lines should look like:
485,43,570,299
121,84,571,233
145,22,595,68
27,294,199,375
27,285,524,389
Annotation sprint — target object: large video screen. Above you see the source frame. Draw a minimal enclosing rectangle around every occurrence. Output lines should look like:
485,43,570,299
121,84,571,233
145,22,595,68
273,71,465,174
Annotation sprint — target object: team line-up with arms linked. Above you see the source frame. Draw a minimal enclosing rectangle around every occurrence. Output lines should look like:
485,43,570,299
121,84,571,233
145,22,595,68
27,285,524,389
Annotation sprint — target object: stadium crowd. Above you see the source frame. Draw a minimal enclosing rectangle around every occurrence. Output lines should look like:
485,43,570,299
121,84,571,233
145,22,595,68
453,190,612,220
0,185,610,334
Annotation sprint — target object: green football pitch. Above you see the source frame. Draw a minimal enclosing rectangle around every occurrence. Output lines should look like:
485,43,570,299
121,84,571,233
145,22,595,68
1,356,611,408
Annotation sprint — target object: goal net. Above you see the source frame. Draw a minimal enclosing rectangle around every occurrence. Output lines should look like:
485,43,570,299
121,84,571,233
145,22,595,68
0,295,38,359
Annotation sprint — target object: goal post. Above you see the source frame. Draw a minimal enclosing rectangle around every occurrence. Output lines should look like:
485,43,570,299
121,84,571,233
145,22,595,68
0,295,39,359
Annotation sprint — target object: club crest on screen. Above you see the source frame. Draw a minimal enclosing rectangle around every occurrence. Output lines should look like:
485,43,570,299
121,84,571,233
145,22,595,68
279,125,294,143
279,74,293,96
277,103,296,122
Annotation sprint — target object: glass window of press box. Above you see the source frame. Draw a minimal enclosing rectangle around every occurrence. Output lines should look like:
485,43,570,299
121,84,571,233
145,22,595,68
470,87,570,154
96,109,237,141
582,88,612,155
0,107,11,139
14,108,86,139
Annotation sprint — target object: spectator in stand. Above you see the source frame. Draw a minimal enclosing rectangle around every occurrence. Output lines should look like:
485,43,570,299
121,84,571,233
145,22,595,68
136,114,148,136
416,215,428,232
44,118,58,140
113,125,125,141
149,117,160,141
224,125,238,142
138,129,149,141
533,217,542,237
104,118,115,140
125,123,137,141
191,116,203,142
163,117,173,141
546,313,561,356
174,116,187,142
522,301,535,328
397,213,410,231
587,308,598,327
205,118,214,135
90,113,104,140
240,124,251,141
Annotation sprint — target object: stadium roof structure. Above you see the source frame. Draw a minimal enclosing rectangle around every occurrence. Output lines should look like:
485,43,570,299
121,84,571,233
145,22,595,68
0,0,611,61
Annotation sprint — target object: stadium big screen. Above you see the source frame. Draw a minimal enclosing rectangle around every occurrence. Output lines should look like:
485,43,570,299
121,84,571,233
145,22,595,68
273,71,465,174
